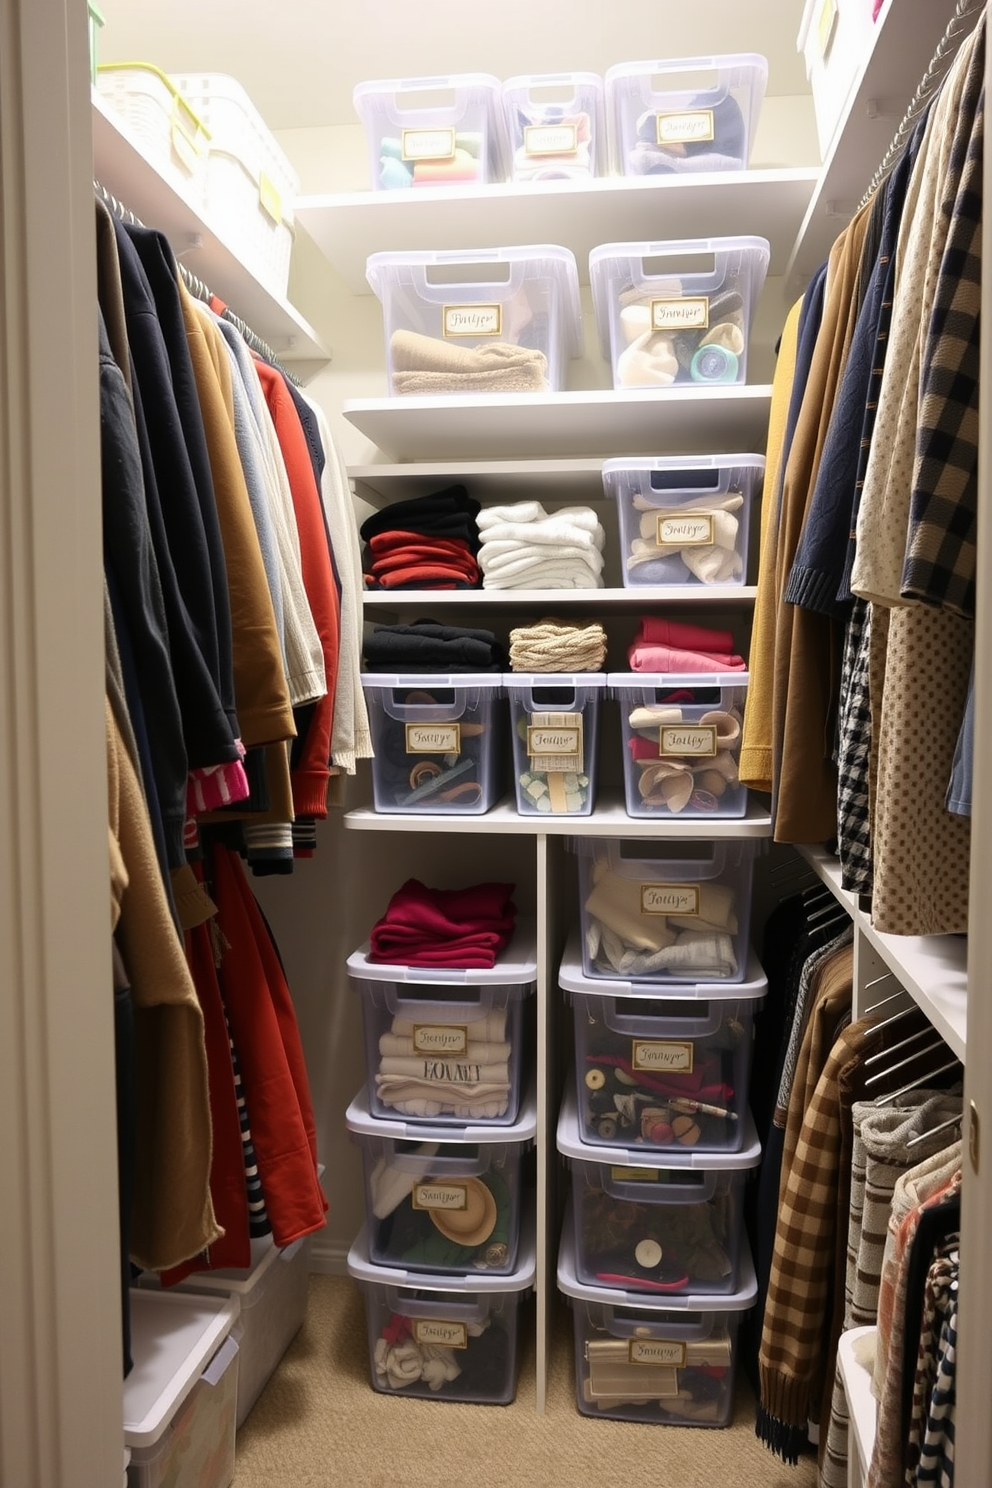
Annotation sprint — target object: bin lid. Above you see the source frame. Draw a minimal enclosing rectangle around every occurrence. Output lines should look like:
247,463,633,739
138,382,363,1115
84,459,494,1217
502,671,608,689
556,1077,760,1171
348,1206,537,1294
607,671,750,690
559,931,767,1002
346,1075,538,1145
360,671,504,689
123,1290,239,1448
347,920,538,985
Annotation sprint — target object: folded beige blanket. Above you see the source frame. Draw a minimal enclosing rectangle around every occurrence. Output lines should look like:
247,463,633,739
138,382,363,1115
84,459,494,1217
391,328,549,394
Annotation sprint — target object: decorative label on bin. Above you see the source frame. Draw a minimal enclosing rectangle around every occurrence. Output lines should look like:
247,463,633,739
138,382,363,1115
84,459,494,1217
611,1166,661,1182
660,724,718,758
443,304,503,338
523,122,578,156
402,127,456,161
258,171,283,225
412,1181,469,1212
817,0,839,59
417,1059,484,1082
655,109,715,146
527,714,583,773
413,1318,469,1349
640,883,701,916
650,296,710,331
628,1338,687,1369
412,1023,469,1054
632,1039,695,1074
655,512,715,547
405,722,461,754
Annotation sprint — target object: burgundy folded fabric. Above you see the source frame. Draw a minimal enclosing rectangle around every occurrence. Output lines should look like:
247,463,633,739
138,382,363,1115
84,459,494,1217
368,878,517,968
636,618,737,653
374,567,478,590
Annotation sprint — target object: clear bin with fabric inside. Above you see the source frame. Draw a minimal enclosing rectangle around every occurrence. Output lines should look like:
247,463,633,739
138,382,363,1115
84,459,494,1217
604,53,767,176
501,72,606,181
362,672,504,814
353,73,508,190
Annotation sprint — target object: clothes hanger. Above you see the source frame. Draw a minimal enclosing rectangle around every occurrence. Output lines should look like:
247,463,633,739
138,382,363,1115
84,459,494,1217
872,1057,963,1107
906,1112,963,1150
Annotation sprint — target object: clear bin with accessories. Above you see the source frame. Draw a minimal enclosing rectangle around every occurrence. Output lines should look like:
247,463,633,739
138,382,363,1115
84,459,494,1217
348,931,537,1125
558,1214,757,1426
361,673,504,815
366,246,583,396
557,1080,759,1294
604,53,768,176
345,1083,536,1276
353,73,508,191
503,673,607,817
602,454,762,588
570,837,757,985
559,937,765,1153
348,1213,536,1404
589,236,769,390
501,73,606,182
608,673,749,820
96,64,210,204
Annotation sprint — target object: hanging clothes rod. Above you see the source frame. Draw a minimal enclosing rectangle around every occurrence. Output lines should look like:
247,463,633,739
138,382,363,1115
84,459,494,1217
858,0,986,210
93,178,302,388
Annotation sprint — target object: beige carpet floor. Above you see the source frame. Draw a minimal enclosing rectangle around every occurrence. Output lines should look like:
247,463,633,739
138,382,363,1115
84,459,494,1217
233,1275,817,1488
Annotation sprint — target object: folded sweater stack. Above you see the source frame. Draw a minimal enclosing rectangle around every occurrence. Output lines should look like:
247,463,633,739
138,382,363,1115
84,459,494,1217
368,878,517,969
478,502,606,590
375,1007,514,1120
363,620,503,673
627,618,746,674
390,329,549,395
360,485,482,590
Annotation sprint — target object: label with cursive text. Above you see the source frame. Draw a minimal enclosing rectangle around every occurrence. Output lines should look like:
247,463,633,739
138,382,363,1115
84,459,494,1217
401,127,456,161
412,1182,468,1213
442,303,502,337
524,122,578,156
632,1039,695,1074
656,512,715,547
413,1318,468,1349
405,722,461,754
650,296,709,331
412,1024,469,1054
656,109,714,145
660,724,718,758
640,882,700,916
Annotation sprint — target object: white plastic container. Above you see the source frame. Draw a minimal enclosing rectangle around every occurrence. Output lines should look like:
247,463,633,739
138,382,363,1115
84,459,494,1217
346,1082,537,1276
125,1290,239,1488
601,454,763,588
366,246,583,396
504,673,607,817
353,74,508,190
361,672,504,815
570,837,758,985
171,73,300,299
798,0,880,159
608,673,749,820
559,933,766,1154
589,237,770,390
501,73,606,182
557,1080,760,1294
604,53,768,176
96,64,210,203
558,1214,757,1426
347,930,537,1125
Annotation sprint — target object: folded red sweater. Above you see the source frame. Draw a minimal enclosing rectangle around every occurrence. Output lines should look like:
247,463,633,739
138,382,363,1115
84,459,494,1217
368,878,517,967
635,618,737,652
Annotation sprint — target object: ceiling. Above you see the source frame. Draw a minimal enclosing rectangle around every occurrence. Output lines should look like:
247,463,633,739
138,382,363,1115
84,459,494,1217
96,0,813,132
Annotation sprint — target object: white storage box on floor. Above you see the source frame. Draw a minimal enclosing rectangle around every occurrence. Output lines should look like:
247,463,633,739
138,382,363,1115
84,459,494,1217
558,1213,757,1426
604,53,768,176
347,930,537,1125
348,1214,536,1404
504,673,607,817
345,1081,537,1276
354,73,508,190
501,72,606,181
125,1290,239,1488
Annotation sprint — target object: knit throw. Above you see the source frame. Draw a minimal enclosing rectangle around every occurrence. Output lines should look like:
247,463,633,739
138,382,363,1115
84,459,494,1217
508,619,607,672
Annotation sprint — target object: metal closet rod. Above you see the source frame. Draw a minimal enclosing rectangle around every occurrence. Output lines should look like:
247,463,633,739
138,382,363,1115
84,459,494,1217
93,178,302,388
858,0,986,210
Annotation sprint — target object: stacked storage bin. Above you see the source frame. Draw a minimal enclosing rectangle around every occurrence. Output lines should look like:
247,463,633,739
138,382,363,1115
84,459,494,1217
344,933,538,1403
362,673,505,815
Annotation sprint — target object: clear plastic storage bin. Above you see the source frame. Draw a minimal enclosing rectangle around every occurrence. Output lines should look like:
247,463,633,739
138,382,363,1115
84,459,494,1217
556,1081,760,1294
348,1215,536,1404
501,73,606,182
558,1215,757,1426
366,246,583,396
361,673,504,815
96,64,210,203
602,454,762,588
604,54,768,176
589,237,769,390
347,931,538,1125
353,74,508,190
346,1083,536,1276
504,673,606,817
559,935,765,1153
609,673,749,820
571,837,757,984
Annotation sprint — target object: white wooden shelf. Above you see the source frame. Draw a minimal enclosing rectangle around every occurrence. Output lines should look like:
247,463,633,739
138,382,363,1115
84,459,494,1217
362,585,757,610
92,92,331,366
342,386,772,462
345,797,773,837
296,168,818,296
351,457,608,506
798,844,967,1063
837,1326,878,1487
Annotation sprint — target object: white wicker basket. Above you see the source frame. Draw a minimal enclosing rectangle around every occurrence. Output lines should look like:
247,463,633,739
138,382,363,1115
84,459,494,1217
171,73,299,300
96,63,210,202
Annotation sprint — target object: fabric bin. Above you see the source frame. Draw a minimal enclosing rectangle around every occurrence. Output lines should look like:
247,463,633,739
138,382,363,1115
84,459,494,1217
501,72,606,181
604,53,767,176
347,1215,536,1404
366,246,583,396
361,673,504,814
559,936,765,1153
345,1081,536,1275
170,73,299,300
347,932,537,1125
609,672,749,820
589,236,769,390
570,837,757,984
353,73,508,190
602,454,762,588
504,673,606,817
125,1290,240,1488
558,1214,757,1426
798,0,880,159
556,1080,759,1293
96,64,210,203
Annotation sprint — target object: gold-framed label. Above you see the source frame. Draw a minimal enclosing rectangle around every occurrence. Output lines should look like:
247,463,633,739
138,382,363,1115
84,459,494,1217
405,722,461,754
640,882,701,916
401,126,456,161
656,109,714,146
659,724,718,758
527,718,583,773
413,1318,469,1349
628,1338,687,1368
412,1181,468,1213
656,512,715,547
611,1166,660,1182
632,1039,695,1075
650,296,710,332
442,303,502,337
523,122,578,156
412,1024,469,1054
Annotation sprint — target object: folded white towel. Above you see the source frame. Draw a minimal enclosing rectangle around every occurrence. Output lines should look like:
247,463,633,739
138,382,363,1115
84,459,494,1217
478,518,605,550
476,501,601,531
484,561,604,591
481,544,604,577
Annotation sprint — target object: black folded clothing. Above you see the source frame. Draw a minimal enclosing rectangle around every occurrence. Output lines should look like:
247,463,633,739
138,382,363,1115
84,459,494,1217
359,484,482,553
363,620,504,673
